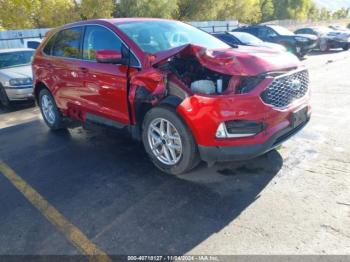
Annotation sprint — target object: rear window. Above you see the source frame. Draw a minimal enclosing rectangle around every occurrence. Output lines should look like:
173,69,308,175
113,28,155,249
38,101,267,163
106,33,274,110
0,51,34,69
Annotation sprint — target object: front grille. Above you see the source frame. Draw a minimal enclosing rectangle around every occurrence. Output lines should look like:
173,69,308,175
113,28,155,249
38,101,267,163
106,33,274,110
261,69,309,108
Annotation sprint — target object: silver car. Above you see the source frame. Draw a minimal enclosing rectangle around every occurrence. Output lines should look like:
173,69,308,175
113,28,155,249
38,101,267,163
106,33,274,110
0,48,35,107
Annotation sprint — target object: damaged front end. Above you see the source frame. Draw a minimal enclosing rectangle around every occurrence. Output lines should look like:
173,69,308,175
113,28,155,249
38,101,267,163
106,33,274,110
128,44,301,141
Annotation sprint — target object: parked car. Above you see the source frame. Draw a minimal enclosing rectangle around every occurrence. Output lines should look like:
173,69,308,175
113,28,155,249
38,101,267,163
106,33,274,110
233,25,317,58
329,24,349,31
212,31,286,52
295,27,350,51
0,48,35,107
32,19,311,175
24,38,42,49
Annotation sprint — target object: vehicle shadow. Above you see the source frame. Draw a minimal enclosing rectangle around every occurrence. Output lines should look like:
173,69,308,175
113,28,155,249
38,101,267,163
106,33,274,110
0,120,283,255
308,49,345,56
0,100,36,115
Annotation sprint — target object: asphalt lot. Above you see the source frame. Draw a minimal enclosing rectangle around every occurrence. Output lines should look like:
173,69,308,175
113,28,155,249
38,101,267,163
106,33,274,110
0,50,349,257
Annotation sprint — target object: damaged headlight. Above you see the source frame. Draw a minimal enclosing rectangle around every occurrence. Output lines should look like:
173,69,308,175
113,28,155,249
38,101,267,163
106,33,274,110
235,76,264,94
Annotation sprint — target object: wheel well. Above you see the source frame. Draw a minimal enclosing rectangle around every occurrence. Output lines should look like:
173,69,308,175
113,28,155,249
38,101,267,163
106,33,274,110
34,82,49,103
132,96,183,141
136,96,182,125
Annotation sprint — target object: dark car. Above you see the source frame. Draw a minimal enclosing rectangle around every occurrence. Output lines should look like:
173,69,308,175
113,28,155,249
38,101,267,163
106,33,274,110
32,18,310,175
295,27,350,52
212,31,286,52
233,25,317,58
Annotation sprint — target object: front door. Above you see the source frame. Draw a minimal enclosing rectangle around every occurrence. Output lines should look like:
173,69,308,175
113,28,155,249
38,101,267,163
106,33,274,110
78,25,130,125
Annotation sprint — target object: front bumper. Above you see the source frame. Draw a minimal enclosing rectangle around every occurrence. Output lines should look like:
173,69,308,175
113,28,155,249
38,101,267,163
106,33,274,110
4,86,34,101
328,39,350,49
198,117,310,163
176,68,311,163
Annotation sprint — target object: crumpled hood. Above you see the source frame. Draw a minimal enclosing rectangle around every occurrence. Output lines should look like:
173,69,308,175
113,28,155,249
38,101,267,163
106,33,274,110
0,65,32,81
152,44,300,76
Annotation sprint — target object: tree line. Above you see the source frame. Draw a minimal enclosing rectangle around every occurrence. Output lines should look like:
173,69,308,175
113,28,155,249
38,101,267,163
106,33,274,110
0,0,349,30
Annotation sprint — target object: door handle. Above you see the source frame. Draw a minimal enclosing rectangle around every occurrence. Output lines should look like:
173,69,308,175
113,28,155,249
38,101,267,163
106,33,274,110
46,63,54,69
79,67,89,73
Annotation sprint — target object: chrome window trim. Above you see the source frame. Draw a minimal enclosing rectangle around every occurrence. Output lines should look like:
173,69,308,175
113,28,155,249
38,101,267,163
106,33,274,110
41,23,142,68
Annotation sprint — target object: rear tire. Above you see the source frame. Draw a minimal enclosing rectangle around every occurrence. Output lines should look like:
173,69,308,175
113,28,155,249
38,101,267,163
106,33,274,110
0,84,11,108
343,45,349,51
38,89,65,130
142,107,200,175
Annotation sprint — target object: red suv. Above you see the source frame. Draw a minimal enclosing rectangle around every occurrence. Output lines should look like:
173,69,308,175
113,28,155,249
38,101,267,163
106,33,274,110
32,19,311,175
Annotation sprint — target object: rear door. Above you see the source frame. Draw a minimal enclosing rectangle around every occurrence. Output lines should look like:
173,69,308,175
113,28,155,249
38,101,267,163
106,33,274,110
49,27,83,111
78,25,131,125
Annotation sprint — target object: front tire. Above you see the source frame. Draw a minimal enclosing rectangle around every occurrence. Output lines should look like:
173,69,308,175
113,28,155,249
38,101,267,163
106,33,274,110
38,89,65,130
142,107,200,175
343,45,349,51
319,39,329,52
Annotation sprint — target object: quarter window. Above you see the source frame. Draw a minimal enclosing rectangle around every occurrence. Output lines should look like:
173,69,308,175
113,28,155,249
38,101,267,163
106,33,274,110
52,27,82,59
43,34,57,55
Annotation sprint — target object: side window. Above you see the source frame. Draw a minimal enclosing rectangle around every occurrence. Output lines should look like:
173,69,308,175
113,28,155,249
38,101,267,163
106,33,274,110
258,28,277,38
52,27,82,59
82,25,140,67
43,34,57,55
218,34,239,45
248,28,259,37
307,29,317,35
256,28,266,38
83,25,122,61
27,41,40,49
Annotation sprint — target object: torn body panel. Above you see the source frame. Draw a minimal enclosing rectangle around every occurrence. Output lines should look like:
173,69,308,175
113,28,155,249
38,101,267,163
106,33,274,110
129,43,300,128
128,43,308,149
129,68,167,124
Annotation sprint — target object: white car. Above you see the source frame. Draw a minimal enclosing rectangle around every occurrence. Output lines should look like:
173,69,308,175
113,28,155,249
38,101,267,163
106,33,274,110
0,48,35,107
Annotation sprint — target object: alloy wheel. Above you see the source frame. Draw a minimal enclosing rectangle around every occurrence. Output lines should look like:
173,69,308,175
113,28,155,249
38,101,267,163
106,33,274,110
41,94,56,125
147,118,183,165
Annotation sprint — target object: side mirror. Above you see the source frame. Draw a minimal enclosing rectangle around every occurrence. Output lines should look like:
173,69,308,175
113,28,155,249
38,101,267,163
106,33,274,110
96,50,127,65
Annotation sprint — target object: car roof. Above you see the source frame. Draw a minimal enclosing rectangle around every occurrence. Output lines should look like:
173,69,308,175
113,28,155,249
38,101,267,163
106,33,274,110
63,18,175,28
212,32,227,35
238,25,260,28
0,48,35,53
106,18,174,25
